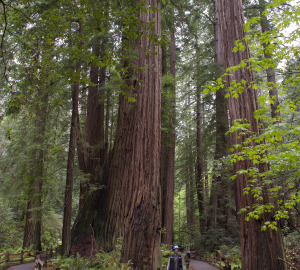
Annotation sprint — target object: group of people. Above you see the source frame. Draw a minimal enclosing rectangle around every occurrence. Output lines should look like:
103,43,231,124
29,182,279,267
166,245,190,270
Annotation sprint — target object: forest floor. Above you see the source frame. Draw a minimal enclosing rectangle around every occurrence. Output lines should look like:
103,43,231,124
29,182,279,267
190,259,220,270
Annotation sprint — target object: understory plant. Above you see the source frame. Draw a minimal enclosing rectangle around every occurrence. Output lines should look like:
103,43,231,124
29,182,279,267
50,251,133,270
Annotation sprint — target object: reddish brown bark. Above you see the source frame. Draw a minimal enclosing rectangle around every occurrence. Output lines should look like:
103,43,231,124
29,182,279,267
217,0,286,269
161,32,176,246
108,1,162,267
71,1,162,268
79,36,106,209
209,0,230,230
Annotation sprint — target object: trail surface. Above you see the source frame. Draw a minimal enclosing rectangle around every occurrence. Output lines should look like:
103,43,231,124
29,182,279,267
6,262,35,270
190,259,220,270
6,259,219,270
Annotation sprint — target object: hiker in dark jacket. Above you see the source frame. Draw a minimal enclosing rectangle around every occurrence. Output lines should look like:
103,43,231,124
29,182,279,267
166,245,185,270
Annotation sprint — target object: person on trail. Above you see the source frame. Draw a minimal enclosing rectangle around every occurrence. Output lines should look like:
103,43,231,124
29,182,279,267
166,245,185,270
184,250,191,269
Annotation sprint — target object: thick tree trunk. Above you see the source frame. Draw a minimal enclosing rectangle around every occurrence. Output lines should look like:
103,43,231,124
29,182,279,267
110,2,162,267
209,0,229,229
161,32,176,246
217,0,286,269
259,0,280,119
79,36,106,209
71,2,162,268
61,23,82,256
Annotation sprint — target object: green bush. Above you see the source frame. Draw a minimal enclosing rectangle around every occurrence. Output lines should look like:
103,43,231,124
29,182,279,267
161,244,173,269
0,198,23,251
51,250,133,270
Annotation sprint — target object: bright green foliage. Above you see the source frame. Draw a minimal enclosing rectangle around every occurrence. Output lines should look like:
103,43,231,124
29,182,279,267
51,239,133,269
204,0,300,230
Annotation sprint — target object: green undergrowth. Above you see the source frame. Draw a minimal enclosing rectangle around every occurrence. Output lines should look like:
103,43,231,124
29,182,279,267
50,243,175,270
50,251,133,270
161,244,173,269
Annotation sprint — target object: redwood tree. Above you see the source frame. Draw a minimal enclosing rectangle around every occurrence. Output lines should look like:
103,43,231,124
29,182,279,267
217,0,286,269
161,31,176,246
71,1,162,268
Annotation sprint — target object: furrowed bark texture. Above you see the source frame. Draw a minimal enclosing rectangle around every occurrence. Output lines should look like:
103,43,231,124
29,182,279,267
107,1,162,268
79,36,106,209
71,1,162,268
217,0,286,269
161,32,176,246
70,36,106,257
209,0,230,229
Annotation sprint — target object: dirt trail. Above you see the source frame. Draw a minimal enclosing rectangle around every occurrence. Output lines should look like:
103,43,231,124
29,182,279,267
190,259,220,270
6,262,35,270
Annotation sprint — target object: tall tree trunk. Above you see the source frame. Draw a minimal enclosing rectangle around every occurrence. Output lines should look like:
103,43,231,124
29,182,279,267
110,1,162,267
259,0,280,119
161,32,176,246
71,2,162,268
217,0,286,269
79,36,106,209
186,94,196,242
23,94,48,251
61,22,82,256
209,0,229,229
195,44,205,233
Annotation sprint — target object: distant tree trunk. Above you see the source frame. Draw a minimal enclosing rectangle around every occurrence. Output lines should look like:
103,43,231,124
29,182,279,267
61,23,82,256
195,43,205,233
259,0,280,119
23,93,48,251
161,32,176,246
217,0,286,269
209,0,229,229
